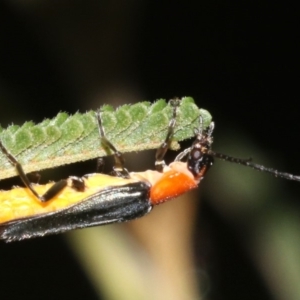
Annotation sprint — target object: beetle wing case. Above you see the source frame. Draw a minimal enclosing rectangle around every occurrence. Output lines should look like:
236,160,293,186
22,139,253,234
0,182,151,242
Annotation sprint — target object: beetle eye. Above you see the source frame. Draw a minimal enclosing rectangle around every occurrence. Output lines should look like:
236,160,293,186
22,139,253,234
192,149,201,160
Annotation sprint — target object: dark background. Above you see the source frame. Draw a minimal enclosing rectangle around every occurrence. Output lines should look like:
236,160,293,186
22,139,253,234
0,1,299,300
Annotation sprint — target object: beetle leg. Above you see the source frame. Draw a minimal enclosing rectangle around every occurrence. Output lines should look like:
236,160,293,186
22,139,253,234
96,110,130,178
155,98,180,172
0,140,69,202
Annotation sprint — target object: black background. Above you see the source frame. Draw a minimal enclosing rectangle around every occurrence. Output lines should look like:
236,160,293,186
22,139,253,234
0,1,299,300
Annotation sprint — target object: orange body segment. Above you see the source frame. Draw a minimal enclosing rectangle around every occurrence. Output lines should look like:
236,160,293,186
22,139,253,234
150,170,198,205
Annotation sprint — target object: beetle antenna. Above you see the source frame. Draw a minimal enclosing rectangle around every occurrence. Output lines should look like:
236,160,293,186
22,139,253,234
177,113,300,183
209,150,300,182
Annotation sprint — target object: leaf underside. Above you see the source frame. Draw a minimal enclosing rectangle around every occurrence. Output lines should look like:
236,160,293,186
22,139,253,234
0,97,211,180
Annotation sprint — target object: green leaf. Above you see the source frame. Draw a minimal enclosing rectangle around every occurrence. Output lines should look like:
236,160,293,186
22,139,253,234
0,97,212,180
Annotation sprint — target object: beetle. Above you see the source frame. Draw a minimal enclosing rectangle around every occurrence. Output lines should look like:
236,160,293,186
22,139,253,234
0,99,207,242
0,99,300,242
